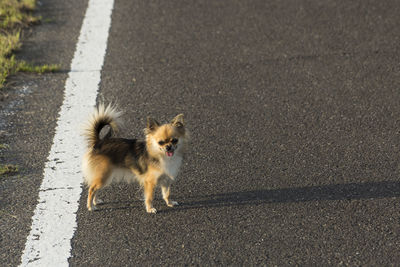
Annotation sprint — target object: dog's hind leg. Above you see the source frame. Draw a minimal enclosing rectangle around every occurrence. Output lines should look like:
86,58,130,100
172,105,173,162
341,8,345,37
87,162,110,211
87,184,96,211
87,180,107,211
93,192,103,206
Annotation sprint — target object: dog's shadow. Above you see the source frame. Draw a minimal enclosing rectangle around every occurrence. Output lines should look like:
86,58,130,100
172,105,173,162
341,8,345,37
94,180,400,212
175,180,400,211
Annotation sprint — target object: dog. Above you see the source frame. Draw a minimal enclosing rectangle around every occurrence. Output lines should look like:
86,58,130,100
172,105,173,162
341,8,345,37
82,104,188,213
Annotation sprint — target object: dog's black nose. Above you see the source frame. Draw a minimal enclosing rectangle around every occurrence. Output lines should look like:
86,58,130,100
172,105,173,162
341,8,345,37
166,145,172,151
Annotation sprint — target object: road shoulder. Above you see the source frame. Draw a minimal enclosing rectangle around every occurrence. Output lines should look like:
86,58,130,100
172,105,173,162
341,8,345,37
0,0,88,265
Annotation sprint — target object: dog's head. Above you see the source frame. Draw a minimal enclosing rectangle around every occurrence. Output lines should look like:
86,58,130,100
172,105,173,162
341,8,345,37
145,114,187,158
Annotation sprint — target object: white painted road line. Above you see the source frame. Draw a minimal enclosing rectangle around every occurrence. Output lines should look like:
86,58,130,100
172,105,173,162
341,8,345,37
20,0,114,266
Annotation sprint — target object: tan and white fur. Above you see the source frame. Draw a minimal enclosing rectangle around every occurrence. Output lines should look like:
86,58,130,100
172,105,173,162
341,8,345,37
82,104,188,213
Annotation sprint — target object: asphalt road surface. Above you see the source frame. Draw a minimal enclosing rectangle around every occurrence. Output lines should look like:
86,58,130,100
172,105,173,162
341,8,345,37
1,0,400,266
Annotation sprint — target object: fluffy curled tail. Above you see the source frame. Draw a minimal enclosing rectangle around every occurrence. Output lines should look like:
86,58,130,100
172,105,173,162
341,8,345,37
83,103,122,148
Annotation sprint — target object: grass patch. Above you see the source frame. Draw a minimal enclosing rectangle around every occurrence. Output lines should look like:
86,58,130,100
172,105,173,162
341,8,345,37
18,60,59,73
0,0,39,28
0,0,57,89
0,143,8,149
0,164,18,175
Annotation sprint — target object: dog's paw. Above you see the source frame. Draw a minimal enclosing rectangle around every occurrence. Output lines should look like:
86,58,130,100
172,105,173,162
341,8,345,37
93,198,103,205
88,205,98,211
167,201,179,207
146,207,157,214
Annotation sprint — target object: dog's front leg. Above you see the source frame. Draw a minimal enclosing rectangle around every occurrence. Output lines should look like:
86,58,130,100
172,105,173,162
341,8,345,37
161,182,179,207
144,179,157,213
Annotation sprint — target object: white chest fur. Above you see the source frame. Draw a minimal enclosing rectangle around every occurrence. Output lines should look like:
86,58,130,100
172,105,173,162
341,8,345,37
161,155,183,179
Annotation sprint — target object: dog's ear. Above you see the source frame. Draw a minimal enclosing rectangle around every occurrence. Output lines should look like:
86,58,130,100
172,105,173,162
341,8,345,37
147,117,160,132
171,114,184,128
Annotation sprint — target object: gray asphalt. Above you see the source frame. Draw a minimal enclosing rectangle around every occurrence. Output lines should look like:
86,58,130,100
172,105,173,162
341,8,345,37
2,0,400,266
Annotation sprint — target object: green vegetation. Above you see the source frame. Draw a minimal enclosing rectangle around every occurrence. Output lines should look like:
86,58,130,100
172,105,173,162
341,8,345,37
18,61,59,73
0,164,18,175
0,0,38,28
0,0,59,89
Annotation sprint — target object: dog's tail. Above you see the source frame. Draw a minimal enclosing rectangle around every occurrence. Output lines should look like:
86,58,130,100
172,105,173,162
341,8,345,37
83,103,122,148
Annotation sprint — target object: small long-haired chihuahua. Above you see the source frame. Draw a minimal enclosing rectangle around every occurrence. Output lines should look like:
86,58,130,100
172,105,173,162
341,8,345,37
82,104,188,213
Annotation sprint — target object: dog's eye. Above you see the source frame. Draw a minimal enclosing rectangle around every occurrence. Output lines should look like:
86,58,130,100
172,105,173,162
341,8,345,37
171,138,178,144
158,141,165,145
